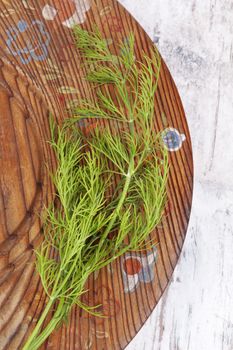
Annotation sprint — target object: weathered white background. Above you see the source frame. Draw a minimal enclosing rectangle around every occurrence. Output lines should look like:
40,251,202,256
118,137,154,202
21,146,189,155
118,1,233,349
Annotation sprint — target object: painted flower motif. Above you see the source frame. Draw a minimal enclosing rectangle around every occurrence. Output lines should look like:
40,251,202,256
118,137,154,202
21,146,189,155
6,20,50,65
162,127,186,151
122,248,157,293
42,0,91,28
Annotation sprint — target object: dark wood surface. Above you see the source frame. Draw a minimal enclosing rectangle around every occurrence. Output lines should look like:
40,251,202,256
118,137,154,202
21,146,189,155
0,1,193,349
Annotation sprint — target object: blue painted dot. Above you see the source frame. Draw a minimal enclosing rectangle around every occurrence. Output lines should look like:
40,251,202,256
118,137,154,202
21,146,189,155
17,20,27,32
163,130,181,150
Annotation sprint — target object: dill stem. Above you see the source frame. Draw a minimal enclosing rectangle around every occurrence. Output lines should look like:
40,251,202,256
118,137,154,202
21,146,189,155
96,157,134,255
106,159,133,229
101,117,135,240
55,258,80,296
23,255,85,350
96,118,135,254
129,119,134,135
25,300,65,350
22,300,64,350
22,297,55,350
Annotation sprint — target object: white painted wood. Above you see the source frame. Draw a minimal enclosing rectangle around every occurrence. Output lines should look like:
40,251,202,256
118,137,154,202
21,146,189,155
117,1,233,349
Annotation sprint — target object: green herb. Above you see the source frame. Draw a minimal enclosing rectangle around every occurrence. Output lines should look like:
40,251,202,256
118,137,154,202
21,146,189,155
22,26,168,350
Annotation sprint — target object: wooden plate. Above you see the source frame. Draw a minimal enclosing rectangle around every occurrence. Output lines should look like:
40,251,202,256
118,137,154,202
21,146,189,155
0,1,193,349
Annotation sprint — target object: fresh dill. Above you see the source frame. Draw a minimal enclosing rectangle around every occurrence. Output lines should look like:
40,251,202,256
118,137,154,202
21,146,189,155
22,26,169,350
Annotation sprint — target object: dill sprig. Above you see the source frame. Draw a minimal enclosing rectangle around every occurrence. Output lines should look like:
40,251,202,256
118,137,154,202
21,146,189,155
23,26,168,350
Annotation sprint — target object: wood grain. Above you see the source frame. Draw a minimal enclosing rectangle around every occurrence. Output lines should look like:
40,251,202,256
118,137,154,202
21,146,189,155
0,1,193,349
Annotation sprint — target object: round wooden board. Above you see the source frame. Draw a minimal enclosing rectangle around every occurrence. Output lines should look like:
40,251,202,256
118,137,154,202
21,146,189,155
0,1,193,349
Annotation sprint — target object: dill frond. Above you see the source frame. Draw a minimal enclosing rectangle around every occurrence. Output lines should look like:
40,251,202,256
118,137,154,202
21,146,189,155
23,26,168,350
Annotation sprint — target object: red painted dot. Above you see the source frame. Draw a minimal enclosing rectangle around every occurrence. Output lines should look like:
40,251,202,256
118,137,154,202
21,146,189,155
123,257,142,275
